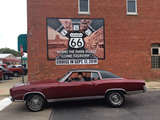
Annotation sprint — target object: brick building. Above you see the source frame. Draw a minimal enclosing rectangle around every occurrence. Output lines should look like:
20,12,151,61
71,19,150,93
27,0,160,81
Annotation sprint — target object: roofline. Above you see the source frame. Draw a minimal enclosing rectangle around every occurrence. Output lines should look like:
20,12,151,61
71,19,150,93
69,69,106,71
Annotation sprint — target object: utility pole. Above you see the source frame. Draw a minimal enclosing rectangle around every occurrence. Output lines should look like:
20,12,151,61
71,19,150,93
20,45,24,83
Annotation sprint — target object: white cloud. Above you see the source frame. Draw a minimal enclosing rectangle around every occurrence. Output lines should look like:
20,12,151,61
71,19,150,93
0,0,27,51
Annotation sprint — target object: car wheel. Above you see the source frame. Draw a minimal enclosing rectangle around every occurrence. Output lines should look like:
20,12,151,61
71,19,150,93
13,72,19,77
105,91,125,107
26,95,46,112
3,74,9,80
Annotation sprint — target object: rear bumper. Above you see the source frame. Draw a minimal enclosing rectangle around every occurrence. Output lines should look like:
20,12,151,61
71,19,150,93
127,85,147,95
143,85,147,92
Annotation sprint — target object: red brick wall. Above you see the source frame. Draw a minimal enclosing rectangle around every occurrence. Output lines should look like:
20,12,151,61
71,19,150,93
27,0,160,81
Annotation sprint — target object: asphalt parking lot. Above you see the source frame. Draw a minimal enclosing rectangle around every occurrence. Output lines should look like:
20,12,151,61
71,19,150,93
0,76,160,120
49,91,160,120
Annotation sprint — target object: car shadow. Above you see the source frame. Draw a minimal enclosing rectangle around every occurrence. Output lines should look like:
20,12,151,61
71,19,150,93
46,94,149,110
48,99,106,109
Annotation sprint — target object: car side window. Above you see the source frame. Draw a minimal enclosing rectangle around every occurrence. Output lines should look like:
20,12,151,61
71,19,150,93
66,72,91,82
91,72,100,80
100,71,121,79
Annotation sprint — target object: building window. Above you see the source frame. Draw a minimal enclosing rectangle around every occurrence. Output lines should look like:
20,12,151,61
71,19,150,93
127,0,137,15
78,0,90,14
151,43,160,69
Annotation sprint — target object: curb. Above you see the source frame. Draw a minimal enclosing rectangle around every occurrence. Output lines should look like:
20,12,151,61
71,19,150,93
147,88,160,91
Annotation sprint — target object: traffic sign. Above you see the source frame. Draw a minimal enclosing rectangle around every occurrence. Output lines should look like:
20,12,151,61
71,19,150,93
20,45,23,56
18,34,27,52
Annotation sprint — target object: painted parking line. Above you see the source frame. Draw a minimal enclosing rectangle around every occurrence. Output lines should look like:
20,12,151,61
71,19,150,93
0,97,12,111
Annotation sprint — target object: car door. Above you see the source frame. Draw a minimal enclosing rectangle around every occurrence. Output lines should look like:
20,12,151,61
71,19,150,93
58,72,94,99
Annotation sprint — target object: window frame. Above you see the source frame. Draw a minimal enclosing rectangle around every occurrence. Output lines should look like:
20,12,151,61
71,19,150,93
91,72,100,80
126,0,138,15
78,0,90,14
151,44,160,69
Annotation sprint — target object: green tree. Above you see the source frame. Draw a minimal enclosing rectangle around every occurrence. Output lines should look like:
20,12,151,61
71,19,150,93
0,48,21,57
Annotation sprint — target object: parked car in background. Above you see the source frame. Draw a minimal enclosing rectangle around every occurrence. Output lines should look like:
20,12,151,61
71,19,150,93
15,65,28,75
7,65,27,77
0,66,14,80
10,69,146,112
0,64,7,69
0,70,2,80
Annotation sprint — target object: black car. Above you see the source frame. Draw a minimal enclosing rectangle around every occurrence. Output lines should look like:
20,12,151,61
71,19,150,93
0,66,14,80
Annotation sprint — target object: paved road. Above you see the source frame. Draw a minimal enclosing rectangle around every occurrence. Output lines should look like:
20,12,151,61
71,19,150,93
49,91,160,120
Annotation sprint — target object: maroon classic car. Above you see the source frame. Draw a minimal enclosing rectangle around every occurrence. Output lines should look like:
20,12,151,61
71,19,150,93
10,69,146,112
0,70,2,80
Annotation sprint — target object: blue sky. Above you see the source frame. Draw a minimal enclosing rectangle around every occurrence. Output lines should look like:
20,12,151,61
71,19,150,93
0,0,27,51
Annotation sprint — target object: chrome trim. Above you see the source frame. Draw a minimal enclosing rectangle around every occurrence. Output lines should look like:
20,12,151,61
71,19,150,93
47,96,104,103
102,78,124,80
14,100,24,102
9,96,13,102
126,86,147,95
9,96,24,102
60,72,72,82
143,85,147,92
47,99,58,103
105,88,127,94
23,91,47,101
91,72,102,80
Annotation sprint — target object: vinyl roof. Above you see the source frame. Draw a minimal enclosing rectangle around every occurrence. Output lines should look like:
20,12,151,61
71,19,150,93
69,69,106,72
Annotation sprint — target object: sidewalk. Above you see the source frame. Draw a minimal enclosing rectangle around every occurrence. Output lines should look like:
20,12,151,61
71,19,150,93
146,81,160,91
0,76,28,99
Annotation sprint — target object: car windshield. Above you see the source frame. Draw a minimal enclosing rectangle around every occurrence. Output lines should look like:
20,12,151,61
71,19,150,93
59,72,70,82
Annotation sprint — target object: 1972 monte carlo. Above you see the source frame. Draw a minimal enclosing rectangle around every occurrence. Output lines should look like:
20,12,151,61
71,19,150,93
10,69,146,112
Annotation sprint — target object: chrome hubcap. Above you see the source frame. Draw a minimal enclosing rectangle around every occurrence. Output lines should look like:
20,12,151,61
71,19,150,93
29,96,43,110
109,93,123,105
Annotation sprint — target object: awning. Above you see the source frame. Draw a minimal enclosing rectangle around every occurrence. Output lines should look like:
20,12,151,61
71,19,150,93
3,58,20,62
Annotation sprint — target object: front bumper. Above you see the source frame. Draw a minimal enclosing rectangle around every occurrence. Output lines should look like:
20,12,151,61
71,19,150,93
9,96,23,102
9,96,14,102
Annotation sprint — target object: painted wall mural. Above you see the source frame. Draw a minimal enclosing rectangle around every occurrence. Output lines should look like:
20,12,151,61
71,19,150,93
47,18,105,65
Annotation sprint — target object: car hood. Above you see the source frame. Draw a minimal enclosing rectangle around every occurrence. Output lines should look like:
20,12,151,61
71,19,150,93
28,79,59,85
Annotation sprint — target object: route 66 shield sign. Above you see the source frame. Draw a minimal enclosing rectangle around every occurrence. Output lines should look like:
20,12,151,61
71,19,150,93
69,38,85,49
